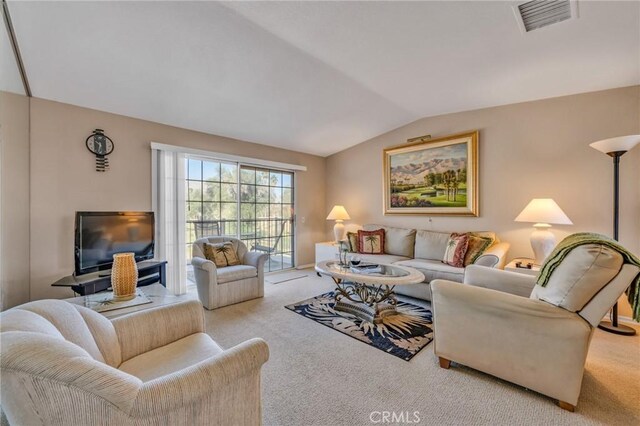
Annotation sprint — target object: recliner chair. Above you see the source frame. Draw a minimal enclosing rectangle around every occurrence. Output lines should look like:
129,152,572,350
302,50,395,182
431,244,639,411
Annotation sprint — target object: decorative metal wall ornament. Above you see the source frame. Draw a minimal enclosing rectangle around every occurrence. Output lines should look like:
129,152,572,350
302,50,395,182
85,129,114,172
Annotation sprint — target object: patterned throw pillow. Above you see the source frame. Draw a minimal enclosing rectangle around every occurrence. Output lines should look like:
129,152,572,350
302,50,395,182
442,233,469,267
463,234,493,266
203,242,241,268
357,229,385,254
346,232,360,253
470,231,498,246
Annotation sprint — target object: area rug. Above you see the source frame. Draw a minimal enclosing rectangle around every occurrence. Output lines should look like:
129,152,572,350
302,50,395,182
266,271,307,284
285,292,433,361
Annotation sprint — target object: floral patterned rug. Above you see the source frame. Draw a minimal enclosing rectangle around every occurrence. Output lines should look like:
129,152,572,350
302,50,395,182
285,292,433,361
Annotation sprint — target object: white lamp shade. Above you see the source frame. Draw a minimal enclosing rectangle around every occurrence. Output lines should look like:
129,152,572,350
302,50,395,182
590,135,640,155
514,199,572,226
326,205,350,221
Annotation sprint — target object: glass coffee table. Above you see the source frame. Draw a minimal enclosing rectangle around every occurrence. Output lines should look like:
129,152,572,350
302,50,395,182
315,260,425,323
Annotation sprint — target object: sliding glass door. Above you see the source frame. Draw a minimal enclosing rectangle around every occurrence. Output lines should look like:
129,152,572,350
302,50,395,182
239,166,295,272
185,157,295,276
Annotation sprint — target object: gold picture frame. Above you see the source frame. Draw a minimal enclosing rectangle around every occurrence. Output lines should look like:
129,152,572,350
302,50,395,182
383,130,478,216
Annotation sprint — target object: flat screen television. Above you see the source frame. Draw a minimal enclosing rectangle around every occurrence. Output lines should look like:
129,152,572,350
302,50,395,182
74,211,155,276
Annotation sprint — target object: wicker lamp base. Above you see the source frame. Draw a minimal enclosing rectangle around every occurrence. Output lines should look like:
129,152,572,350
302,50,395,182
111,253,138,301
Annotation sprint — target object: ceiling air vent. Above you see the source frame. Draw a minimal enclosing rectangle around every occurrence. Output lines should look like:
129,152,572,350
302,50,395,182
514,0,578,33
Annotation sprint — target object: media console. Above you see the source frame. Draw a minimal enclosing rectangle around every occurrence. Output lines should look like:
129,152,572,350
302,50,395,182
52,260,167,296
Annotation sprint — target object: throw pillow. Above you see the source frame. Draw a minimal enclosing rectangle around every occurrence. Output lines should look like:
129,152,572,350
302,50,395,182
203,242,241,268
346,232,360,253
470,231,498,246
443,233,469,267
463,234,493,266
357,229,385,255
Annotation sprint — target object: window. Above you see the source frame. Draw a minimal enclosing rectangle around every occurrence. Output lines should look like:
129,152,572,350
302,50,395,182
185,158,295,274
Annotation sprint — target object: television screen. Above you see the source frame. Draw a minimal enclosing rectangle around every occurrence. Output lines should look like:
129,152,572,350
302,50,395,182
75,212,155,275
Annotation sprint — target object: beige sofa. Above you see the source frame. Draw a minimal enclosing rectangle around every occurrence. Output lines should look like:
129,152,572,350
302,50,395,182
348,224,510,301
431,245,639,411
0,299,269,425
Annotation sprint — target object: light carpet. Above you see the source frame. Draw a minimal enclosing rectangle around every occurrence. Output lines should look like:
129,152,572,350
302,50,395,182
202,269,640,426
265,271,307,284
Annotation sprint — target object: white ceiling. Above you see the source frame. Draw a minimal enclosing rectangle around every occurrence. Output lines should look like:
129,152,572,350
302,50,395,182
1,6,25,95
7,1,640,157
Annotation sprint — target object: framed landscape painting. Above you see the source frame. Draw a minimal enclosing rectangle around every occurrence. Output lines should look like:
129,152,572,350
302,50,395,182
383,131,478,216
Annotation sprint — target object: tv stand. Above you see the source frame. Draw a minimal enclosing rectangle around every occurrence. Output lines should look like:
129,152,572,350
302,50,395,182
52,260,167,296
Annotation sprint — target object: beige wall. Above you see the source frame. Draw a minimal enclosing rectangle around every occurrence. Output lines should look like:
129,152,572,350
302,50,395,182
326,86,640,317
0,91,31,309
9,85,640,318
29,98,325,300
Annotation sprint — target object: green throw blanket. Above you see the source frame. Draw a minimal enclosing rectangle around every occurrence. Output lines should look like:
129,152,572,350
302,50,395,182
537,232,640,322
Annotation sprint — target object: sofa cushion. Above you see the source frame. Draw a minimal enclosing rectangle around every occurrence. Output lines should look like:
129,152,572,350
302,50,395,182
119,333,223,382
363,224,416,257
357,229,385,254
394,283,433,301
530,244,623,312
414,230,451,261
443,233,469,267
394,259,465,283
216,265,257,284
356,254,411,265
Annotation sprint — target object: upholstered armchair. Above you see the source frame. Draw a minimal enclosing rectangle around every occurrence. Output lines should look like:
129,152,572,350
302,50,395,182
0,299,269,425
431,244,639,412
191,237,268,310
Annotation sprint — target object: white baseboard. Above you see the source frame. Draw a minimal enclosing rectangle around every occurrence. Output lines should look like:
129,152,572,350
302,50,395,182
617,315,636,325
296,264,314,270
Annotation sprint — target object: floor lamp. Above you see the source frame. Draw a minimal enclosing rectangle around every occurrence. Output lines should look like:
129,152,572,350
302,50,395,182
590,135,640,336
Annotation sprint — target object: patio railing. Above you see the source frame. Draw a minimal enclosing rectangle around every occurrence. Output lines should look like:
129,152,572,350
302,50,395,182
186,218,293,253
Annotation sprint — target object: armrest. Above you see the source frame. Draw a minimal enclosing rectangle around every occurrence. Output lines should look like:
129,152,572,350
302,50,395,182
474,242,510,269
192,256,216,272
243,251,268,269
130,338,269,418
112,300,205,362
432,279,581,322
0,332,143,414
464,265,536,297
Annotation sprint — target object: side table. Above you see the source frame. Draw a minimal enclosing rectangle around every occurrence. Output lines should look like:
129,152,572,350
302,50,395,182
505,258,540,277
316,241,342,277
315,241,341,264
65,283,196,319
52,260,167,296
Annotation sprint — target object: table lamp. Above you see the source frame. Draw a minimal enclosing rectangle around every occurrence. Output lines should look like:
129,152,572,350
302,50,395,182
590,134,640,336
514,198,572,265
326,205,350,243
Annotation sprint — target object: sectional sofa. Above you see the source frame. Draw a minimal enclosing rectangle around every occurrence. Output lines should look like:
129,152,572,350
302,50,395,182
349,224,510,301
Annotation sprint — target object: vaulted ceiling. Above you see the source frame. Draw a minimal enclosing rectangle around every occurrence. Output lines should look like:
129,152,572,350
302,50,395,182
5,1,639,156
